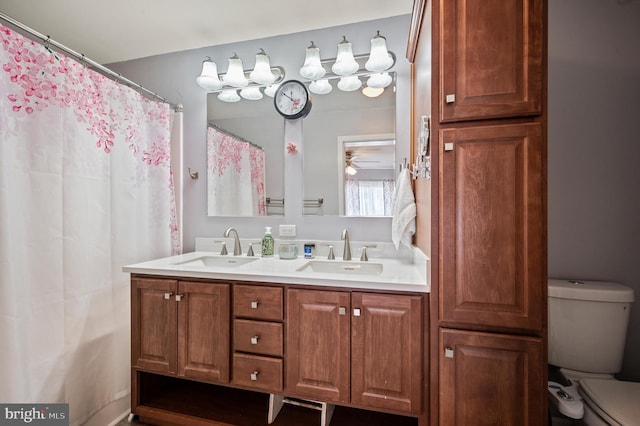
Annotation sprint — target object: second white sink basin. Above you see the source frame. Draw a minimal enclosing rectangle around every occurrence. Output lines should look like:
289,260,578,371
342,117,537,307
297,260,383,276
175,256,258,268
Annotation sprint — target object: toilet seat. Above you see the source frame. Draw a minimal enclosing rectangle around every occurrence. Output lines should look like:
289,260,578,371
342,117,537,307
579,378,640,425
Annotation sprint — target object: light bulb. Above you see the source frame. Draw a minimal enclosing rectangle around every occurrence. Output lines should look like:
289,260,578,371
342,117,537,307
196,58,223,91
223,54,249,88
249,49,277,85
337,76,361,92
240,86,263,100
366,72,392,88
309,79,332,95
217,89,241,103
346,164,357,175
299,41,326,80
365,31,394,72
332,36,359,76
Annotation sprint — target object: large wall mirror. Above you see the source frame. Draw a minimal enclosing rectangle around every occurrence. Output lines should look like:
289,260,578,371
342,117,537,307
205,15,409,218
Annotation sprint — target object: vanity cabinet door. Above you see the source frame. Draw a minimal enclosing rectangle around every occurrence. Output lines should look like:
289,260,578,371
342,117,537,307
351,292,423,414
131,278,178,374
440,0,543,122
439,328,544,426
440,123,543,332
177,281,230,383
286,289,351,403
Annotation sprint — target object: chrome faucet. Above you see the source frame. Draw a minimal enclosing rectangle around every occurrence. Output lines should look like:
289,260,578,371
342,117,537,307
224,227,242,256
341,229,352,261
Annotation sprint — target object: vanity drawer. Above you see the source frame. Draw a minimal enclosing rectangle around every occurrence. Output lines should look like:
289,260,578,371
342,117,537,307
232,353,283,391
234,285,283,320
234,319,283,357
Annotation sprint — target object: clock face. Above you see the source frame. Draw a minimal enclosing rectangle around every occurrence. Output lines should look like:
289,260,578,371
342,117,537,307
274,80,312,119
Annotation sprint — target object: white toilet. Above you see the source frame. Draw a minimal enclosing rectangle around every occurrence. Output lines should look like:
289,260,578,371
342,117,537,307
548,279,640,425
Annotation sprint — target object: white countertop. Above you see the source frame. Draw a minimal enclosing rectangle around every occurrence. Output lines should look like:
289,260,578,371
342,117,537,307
123,246,429,293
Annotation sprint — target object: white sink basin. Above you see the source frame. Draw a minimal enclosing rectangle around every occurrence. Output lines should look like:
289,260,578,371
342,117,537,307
174,256,258,268
297,260,383,276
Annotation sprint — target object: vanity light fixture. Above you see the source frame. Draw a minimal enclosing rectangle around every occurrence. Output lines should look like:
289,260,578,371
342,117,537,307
332,36,359,76
362,86,384,98
196,57,223,91
299,42,326,80
196,49,285,101
263,83,280,97
365,31,394,72
223,53,249,88
297,31,396,96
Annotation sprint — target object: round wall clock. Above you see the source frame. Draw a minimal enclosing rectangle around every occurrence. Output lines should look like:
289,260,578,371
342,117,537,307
273,80,312,119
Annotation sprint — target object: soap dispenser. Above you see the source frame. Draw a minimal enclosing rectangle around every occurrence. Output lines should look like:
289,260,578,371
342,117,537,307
261,226,274,257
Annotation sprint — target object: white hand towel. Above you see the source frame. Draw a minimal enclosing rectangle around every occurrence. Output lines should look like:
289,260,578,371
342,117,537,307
391,167,416,250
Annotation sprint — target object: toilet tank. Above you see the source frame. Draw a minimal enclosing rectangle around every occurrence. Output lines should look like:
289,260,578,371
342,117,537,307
548,279,634,374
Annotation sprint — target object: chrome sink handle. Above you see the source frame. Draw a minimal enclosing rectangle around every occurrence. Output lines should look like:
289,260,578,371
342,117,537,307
360,244,378,262
224,227,242,256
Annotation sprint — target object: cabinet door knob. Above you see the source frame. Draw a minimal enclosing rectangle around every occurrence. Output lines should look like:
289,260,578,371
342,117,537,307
445,347,454,358
338,306,346,316
353,308,361,317
445,94,456,103
175,294,184,302
444,143,454,152
250,370,259,381
250,300,259,309
164,292,173,300
251,335,260,345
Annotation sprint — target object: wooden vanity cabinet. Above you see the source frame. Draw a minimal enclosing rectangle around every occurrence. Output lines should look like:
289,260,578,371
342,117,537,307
286,289,423,414
131,277,230,382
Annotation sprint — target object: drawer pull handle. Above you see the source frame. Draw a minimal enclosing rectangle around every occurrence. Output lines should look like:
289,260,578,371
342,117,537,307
250,370,259,381
251,335,260,345
250,300,259,309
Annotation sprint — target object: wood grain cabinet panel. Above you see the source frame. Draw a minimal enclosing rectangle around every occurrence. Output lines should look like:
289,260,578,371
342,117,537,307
351,292,423,414
440,0,543,122
439,328,544,426
440,123,543,332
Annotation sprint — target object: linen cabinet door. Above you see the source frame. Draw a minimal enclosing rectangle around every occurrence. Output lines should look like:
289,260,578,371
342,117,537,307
440,123,543,332
131,278,178,374
351,292,423,414
286,289,350,403
439,328,544,426
440,0,543,122
177,281,230,383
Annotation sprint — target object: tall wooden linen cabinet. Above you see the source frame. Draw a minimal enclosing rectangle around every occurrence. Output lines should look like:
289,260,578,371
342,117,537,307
407,0,548,425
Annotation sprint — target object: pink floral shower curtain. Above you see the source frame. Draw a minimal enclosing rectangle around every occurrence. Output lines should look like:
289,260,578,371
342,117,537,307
0,25,179,425
207,126,266,216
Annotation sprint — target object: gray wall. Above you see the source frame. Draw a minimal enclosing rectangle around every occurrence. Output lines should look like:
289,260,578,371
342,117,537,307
108,15,412,251
548,0,640,380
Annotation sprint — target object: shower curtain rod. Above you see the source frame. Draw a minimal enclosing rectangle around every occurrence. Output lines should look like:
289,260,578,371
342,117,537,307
208,123,264,150
0,11,179,110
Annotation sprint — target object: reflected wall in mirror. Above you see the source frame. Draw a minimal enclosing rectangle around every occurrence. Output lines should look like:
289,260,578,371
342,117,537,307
303,84,396,216
207,96,284,216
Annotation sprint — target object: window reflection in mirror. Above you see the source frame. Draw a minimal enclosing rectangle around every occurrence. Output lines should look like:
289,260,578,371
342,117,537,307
340,136,396,217
303,80,396,216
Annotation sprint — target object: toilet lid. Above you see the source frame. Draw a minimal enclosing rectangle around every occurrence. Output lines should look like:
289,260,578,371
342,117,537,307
580,378,640,425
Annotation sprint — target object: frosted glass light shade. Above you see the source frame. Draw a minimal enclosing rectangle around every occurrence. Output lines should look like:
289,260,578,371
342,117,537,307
365,31,394,72
196,58,223,91
337,76,361,92
309,79,332,95
249,49,277,85
332,36,359,76
299,41,326,80
217,89,241,103
264,83,279,97
366,72,392,88
240,86,263,100
223,54,249,88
